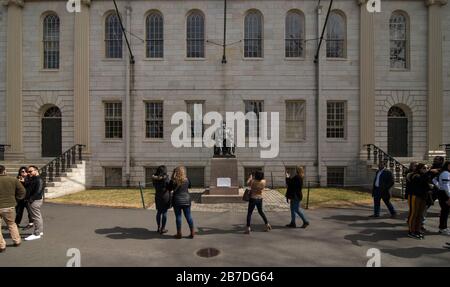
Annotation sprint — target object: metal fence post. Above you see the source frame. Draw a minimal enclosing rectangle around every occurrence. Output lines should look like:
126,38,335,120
138,182,146,209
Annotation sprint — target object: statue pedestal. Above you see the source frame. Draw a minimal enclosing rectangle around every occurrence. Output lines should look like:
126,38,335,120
201,157,243,203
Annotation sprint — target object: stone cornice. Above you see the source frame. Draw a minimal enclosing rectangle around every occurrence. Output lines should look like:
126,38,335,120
2,0,24,8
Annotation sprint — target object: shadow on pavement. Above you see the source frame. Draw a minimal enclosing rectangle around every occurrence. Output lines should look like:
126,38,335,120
344,229,409,246
348,221,407,228
380,246,450,258
95,226,174,240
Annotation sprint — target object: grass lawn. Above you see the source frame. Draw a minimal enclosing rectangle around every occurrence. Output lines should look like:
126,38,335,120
47,188,156,209
276,187,378,209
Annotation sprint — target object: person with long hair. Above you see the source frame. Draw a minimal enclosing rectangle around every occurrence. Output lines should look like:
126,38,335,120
167,166,195,239
15,166,33,229
152,165,170,234
245,170,271,234
437,161,450,235
285,166,309,228
408,163,431,240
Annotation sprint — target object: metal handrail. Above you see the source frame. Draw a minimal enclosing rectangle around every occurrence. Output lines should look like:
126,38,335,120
363,144,409,184
39,144,86,185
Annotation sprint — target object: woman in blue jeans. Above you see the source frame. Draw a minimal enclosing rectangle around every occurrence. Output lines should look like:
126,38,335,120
246,171,271,234
285,166,309,228
152,165,170,234
168,166,194,239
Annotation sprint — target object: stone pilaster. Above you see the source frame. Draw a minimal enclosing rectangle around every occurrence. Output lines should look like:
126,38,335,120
358,0,375,152
74,0,91,153
426,0,447,157
3,0,24,159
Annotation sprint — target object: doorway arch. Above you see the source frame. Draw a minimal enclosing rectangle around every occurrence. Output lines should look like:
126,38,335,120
41,106,62,157
387,106,409,157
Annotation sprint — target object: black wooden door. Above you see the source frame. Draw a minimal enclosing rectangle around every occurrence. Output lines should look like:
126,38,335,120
42,118,62,157
388,118,408,157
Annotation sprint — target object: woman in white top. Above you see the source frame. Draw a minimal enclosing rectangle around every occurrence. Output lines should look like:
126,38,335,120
438,161,450,235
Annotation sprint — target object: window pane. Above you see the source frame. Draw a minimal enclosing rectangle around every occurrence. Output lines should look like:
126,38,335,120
326,102,345,139
146,12,164,58
43,14,60,69
146,102,164,138
326,12,345,58
187,12,205,58
285,12,304,58
286,101,305,139
327,167,345,187
105,167,122,187
186,102,204,138
244,11,263,58
390,13,407,69
105,103,122,138
245,100,263,137
105,14,123,58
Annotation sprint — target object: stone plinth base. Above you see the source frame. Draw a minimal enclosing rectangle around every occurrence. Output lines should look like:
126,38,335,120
201,188,244,204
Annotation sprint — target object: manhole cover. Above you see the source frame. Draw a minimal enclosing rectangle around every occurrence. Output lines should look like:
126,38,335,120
196,248,221,258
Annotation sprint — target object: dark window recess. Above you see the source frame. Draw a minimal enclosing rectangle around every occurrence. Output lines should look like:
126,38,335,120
327,167,345,187
105,167,122,187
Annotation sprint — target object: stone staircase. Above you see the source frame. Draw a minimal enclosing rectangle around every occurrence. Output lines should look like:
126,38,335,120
44,160,86,199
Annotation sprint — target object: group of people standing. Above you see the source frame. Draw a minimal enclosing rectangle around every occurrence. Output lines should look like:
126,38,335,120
404,157,450,240
0,165,44,252
370,156,450,240
151,165,310,238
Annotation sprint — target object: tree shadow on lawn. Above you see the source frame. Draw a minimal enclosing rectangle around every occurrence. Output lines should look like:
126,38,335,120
95,227,177,240
380,246,450,259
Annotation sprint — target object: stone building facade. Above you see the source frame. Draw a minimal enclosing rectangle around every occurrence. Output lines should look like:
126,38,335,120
0,0,449,188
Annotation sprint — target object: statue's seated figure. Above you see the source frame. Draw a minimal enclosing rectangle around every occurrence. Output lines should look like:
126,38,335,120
214,123,235,157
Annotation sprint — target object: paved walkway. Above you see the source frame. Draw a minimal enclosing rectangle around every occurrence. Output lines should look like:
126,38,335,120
1,200,449,267
148,189,290,212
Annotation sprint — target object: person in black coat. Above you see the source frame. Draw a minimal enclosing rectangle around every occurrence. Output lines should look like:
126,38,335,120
371,161,396,218
24,166,44,241
167,166,194,239
15,167,34,228
152,165,170,234
285,166,309,228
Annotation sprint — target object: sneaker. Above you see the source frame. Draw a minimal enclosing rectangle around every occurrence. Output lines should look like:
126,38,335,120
300,223,310,229
439,228,450,235
264,224,272,232
24,234,41,241
369,214,380,218
285,223,296,228
245,227,251,234
408,232,422,240
159,229,168,234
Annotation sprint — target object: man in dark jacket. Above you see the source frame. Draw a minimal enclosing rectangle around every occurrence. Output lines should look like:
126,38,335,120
24,166,44,241
0,165,26,252
371,161,397,218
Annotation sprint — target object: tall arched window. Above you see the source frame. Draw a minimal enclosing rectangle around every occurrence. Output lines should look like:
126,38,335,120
186,11,205,58
285,10,305,58
43,14,60,69
146,11,164,58
105,13,123,58
390,11,409,69
244,10,263,58
326,11,346,58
